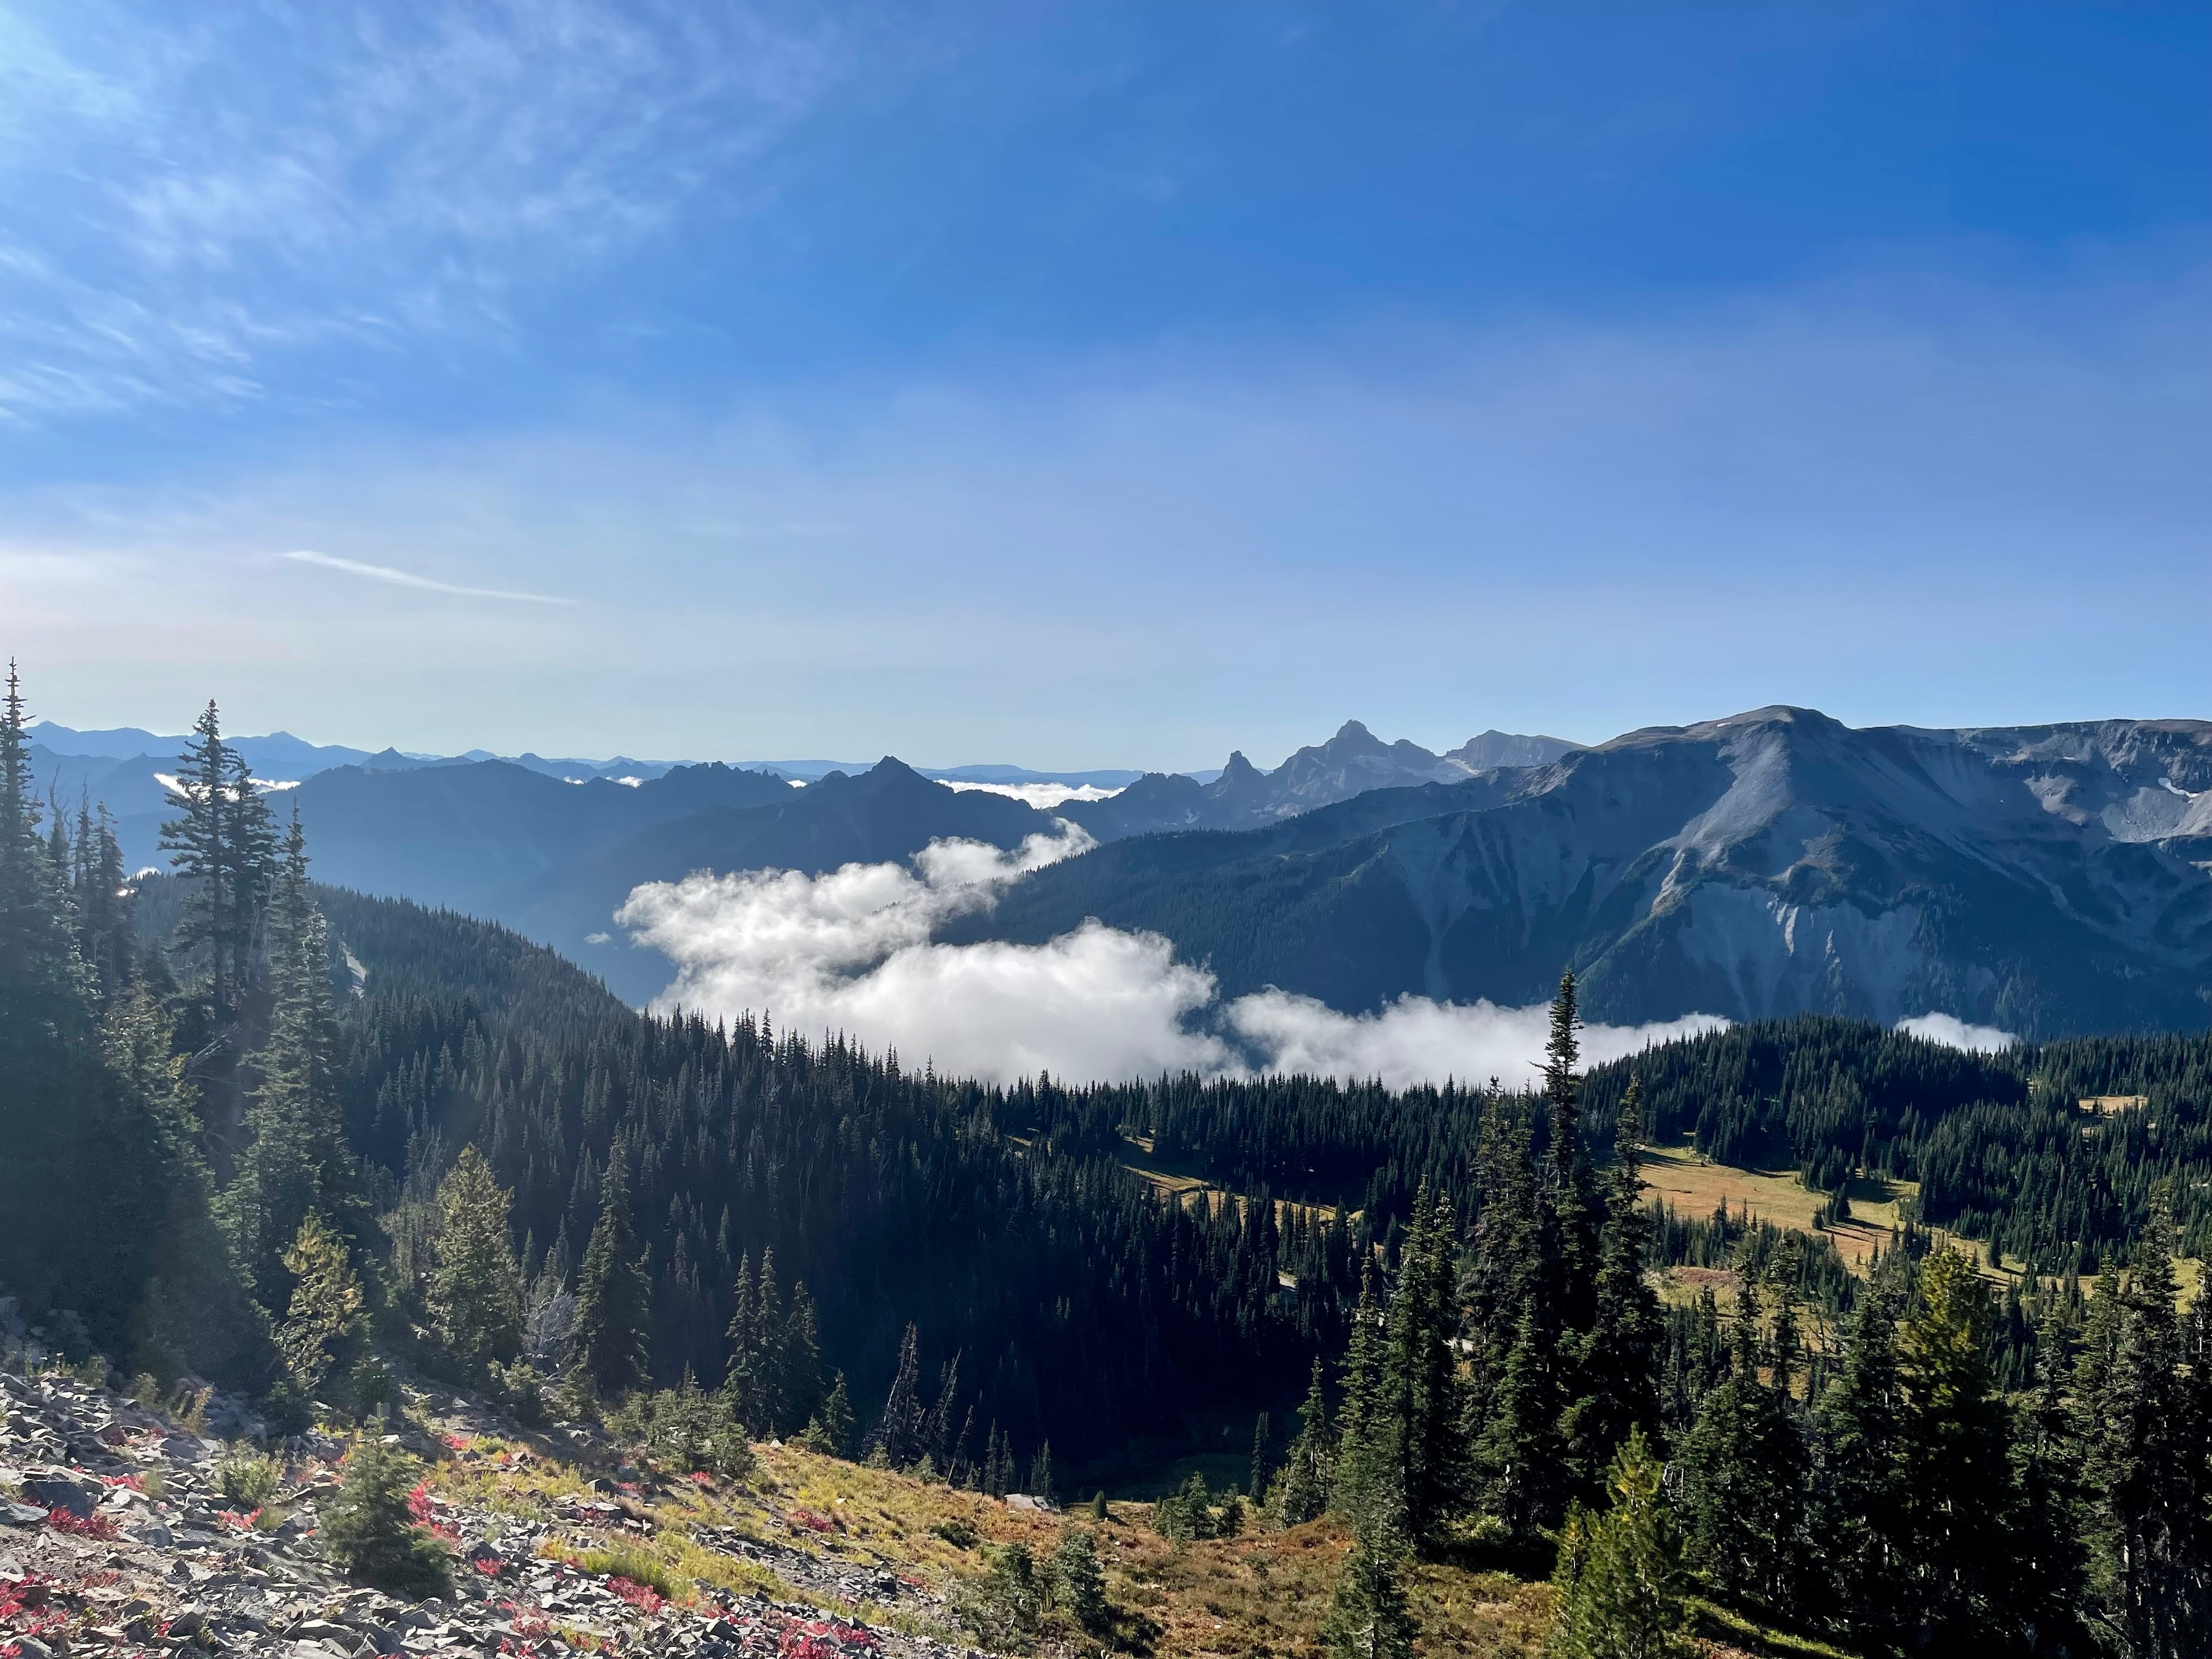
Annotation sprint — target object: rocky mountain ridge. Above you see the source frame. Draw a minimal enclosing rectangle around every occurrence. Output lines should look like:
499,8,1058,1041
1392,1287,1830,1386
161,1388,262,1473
960,707,2212,1036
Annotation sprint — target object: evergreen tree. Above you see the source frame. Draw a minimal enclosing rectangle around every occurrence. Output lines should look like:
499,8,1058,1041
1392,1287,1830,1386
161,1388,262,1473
1050,1525,1109,1632
1565,1079,1664,1494
1378,1185,1461,1546
1249,1411,1272,1509
1276,1357,1338,1527
1812,1265,1911,1636
1679,1285,1806,1612
1547,1427,1694,1659
1895,1247,2024,1650
1028,1441,1056,1505
101,979,268,1382
872,1322,924,1467
218,808,357,1299
1323,1516,1418,1659
427,1145,524,1375
2075,1200,2211,1658
782,1281,825,1436
569,1159,652,1402
1331,1257,1394,1525
721,1253,760,1430
276,1213,370,1402
1475,1300,1563,1541
1542,972,1599,1334
803,1372,854,1457
0,660,89,1076
158,701,274,1017
1464,1087,1540,1432
753,1249,788,1433
69,800,131,999
321,1435,452,1599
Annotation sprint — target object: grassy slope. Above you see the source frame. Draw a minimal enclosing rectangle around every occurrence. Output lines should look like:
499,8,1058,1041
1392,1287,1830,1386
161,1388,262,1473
413,1392,1871,1659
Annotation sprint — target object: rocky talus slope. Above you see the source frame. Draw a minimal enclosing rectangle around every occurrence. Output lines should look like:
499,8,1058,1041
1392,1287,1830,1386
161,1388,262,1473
0,1357,1596,1659
0,1365,971,1659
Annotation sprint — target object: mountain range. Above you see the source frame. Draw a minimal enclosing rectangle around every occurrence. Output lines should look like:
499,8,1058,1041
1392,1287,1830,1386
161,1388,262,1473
955,707,2212,1036
33,707,2212,1033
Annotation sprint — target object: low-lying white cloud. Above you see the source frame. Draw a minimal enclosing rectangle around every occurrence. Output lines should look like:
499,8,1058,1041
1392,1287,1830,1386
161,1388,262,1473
1896,1012,2017,1053
1229,991,1729,1092
619,836,1728,1086
939,780,1123,809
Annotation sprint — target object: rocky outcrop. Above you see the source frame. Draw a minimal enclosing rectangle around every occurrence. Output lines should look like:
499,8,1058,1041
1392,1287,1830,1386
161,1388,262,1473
0,1363,982,1659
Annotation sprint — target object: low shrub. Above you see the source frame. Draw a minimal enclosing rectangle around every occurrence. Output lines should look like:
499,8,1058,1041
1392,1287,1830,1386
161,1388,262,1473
573,1546,679,1601
320,1437,452,1600
215,1447,286,1507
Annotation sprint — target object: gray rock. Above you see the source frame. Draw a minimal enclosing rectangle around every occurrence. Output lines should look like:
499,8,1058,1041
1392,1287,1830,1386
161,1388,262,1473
20,1469,95,1517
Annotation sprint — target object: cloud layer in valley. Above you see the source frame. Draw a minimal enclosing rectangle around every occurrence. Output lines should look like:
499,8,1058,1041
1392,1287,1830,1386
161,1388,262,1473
938,780,1123,809
1896,1012,2018,1054
618,835,1728,1086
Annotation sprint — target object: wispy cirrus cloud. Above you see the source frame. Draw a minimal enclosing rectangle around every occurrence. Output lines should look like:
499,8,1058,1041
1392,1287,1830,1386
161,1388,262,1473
283,549,573,605
0,0,849,423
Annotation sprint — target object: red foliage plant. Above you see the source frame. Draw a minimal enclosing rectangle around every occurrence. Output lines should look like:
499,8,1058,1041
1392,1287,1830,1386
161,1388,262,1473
776,1618,879,1658
0,1576,70,1649
44,1508,118,1540
786,1509,835,1533
607,1577,664,1616
407,1482,460,1540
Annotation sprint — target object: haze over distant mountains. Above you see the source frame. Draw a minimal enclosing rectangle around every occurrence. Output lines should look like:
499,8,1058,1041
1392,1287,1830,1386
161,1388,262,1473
31,709,2212,1039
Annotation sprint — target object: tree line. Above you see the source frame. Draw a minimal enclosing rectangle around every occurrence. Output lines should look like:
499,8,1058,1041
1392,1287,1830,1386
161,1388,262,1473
1272,976,2212,1658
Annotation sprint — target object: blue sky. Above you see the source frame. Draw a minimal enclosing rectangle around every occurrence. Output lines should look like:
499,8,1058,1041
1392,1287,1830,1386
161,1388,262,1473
3,1,2206,768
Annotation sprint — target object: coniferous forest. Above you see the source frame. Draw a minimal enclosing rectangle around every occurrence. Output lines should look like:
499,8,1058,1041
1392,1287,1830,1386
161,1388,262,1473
5,668,2212,1657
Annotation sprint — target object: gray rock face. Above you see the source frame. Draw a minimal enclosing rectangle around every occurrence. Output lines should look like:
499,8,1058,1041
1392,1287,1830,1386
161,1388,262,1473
976,706,2212,1035
1060,720,1582,840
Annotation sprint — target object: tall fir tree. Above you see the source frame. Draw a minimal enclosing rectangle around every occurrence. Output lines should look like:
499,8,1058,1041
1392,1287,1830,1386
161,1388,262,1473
2075,1199,2211,1658
1331,1257,1393,1525
427,1145,524,1375
1275,1357,1338,1527
872,1321,925,1467
1541,971,1599,1336
721,1253,760,1430
1563,1078,1665,1494
159,701,274,1017
569,1158,652,1402
1475,1298,1565,1541
1679,1284,1807,1612
782,1280,825,1436
218,807,357,1299
1811,1263,1911,1636
0,660,89,1074
1378,1186,1462,1547
1464,1087,1539,1430
1895,1247,2024,1652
